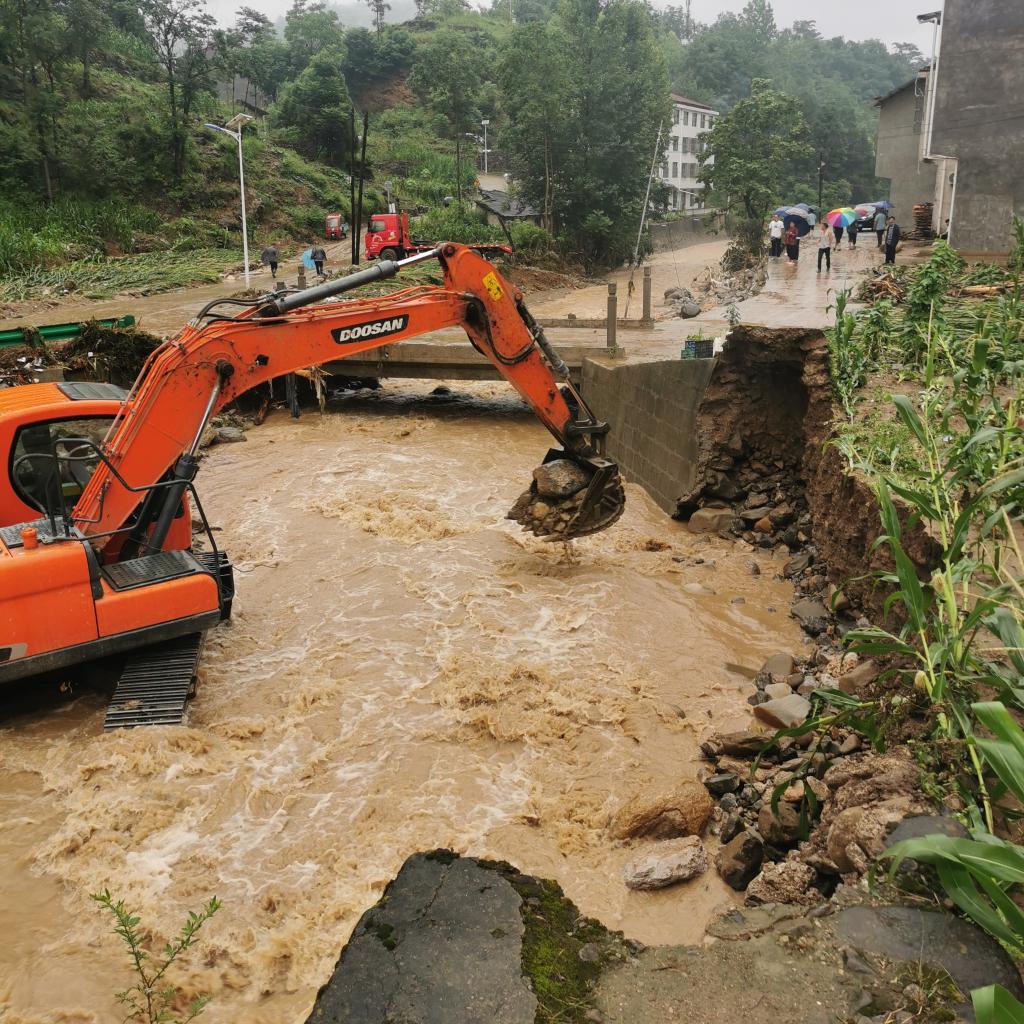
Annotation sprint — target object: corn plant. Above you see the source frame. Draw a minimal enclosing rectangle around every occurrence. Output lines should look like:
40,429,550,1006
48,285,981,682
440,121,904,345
826,288,870,419
91,890,220,1024
885,701,1024,1022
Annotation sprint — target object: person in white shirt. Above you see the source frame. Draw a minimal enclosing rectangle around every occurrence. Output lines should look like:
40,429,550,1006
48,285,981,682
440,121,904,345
817,221,836,273
768,214,784,258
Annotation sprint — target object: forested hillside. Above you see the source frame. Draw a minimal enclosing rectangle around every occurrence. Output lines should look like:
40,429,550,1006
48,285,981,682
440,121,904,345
0,0,922,277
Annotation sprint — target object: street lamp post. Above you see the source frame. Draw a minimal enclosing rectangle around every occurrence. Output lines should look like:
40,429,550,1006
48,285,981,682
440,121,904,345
481,119,490,174
204,113,255,287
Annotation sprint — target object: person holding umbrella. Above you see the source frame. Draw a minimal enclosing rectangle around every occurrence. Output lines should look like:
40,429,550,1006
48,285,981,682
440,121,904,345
874,208,887,248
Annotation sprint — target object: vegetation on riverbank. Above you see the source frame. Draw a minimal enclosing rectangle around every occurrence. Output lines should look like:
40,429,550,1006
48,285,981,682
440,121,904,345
809,240,1024,1016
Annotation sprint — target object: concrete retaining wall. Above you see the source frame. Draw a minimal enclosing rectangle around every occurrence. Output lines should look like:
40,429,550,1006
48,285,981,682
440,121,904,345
648,219,723,252
581,357,715,514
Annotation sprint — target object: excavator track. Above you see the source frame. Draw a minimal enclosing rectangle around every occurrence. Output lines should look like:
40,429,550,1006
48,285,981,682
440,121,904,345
102,552,231,730
104,633,204,730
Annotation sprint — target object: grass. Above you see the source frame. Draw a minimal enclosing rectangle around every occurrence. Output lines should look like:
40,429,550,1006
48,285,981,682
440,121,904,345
0,248,247,302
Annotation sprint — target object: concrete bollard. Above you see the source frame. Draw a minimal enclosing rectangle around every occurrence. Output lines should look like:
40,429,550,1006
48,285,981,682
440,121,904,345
642,266,652,322
607,283,617,350
297,268,307,289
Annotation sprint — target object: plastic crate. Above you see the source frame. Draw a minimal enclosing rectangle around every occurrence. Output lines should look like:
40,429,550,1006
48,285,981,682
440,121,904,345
682,338,714,359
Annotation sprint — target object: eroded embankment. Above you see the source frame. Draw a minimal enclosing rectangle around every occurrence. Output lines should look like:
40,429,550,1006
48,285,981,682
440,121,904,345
676,325,939,620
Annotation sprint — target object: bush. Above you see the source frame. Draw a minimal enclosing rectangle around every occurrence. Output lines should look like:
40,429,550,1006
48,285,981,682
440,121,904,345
411,206,504,245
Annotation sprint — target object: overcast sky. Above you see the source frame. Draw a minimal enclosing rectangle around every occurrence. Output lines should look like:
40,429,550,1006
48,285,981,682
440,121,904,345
200,0,937,51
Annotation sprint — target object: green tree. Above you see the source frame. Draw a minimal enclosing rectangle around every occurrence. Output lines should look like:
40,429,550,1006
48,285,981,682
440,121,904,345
501,0,668,267
139,0,216,181
284,0,345,76
409,28,487,199
273,47,353,166
698,78,811,220
363,0,391,35
498,22,570,229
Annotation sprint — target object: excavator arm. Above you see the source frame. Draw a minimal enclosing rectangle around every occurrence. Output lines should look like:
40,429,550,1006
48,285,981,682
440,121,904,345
73,244,625,548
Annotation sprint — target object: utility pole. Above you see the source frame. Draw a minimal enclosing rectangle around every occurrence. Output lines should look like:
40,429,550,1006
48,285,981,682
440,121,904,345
481,119,490,174
204,114,254,288
817,151,825,216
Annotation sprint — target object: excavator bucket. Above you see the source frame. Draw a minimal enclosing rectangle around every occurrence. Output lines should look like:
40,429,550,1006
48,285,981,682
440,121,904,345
507,451,626,540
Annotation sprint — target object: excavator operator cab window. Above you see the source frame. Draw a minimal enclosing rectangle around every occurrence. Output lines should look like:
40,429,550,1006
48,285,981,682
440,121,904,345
11,416,114,516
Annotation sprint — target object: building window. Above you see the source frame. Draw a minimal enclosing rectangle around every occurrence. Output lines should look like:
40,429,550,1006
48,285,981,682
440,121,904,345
913,87,925,134
683,110,690,126
672,161,678,178
700,114,706,128
672,137,679,151
707,116,714,128
672,109,679,125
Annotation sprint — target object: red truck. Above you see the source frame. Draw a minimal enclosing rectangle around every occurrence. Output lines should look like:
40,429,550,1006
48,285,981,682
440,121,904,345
364,211,511,262
325,213,347,240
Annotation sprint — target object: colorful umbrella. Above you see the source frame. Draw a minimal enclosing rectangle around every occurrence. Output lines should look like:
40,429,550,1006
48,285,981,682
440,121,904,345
826,207,858,228
781,206,811,236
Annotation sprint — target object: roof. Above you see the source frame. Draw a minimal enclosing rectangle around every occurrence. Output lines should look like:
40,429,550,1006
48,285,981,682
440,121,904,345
874,68,929,106
671,94,718,113
475,189,540,220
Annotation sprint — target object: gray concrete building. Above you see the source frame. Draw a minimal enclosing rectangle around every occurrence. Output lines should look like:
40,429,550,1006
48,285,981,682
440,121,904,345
874,68,939,228
928,0,1024,257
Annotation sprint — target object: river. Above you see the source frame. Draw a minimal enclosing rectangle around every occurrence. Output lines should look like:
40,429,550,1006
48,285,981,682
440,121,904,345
0,381,802,1023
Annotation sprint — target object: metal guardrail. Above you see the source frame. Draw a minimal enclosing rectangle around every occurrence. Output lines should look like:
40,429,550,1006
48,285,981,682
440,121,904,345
0,315,136,348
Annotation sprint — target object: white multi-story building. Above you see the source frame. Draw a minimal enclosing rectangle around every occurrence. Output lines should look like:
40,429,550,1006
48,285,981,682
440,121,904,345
661,94,717,214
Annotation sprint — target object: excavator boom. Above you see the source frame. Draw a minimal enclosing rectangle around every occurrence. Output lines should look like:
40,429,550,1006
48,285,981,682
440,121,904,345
73,244,623,545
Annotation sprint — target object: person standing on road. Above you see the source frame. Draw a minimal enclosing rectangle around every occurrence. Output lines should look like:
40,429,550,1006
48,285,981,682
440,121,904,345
817,221,835,273
884,216,901,265
874,208,887,248
261,243,279,279
847,220,858,250
768,214,784,258
784,222,800,264
311,243,326,277
833,222,844,248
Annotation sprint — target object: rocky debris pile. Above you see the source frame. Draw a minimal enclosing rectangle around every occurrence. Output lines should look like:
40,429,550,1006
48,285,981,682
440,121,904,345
690,261,768,308
692,603,947,912
663,286,701,319
507,459,625,539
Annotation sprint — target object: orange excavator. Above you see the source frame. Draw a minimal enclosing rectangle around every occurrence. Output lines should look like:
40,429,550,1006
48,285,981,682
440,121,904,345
0,245,624,727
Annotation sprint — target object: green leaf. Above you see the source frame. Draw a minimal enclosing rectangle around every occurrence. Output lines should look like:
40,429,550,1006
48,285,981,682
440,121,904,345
973,984,1024,1024
936,861,1024,951
893,394,930,448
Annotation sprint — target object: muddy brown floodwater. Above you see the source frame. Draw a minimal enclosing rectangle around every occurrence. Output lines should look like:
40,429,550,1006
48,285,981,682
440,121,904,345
0,381,803,1024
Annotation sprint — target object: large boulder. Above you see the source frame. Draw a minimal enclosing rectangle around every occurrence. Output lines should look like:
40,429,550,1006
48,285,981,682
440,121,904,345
609,779,713,841
622,836,708,891
532,459,590,499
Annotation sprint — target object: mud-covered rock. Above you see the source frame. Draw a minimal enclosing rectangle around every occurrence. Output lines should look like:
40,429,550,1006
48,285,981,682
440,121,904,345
826,805,911,874
609,780,713,841
753,694,811,729
758,801,803,846
746,860,819,906
716,830,764,890
687,507,735,533
622,836,707,890
533,459,590,499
